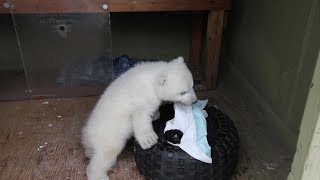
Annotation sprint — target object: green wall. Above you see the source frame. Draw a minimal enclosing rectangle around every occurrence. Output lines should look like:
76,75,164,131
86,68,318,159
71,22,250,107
227,0,320,134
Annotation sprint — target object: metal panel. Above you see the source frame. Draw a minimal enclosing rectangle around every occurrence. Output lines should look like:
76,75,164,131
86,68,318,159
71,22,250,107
0,13,28,101
0,0,112,100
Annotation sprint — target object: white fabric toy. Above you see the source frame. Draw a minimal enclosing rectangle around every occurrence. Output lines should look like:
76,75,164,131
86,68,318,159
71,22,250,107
164,100,212,163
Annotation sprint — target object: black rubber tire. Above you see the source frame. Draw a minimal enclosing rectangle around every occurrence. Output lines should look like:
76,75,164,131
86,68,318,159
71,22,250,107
134,104,239,180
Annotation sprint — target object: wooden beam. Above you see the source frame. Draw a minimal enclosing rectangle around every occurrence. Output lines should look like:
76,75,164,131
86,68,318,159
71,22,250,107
0,0,230,14
109,0,230,12
189,12,205,65
204,10,224,89
0,0,108,14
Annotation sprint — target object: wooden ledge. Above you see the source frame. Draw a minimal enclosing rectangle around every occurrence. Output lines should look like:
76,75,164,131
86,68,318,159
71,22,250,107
109,0,230,12
0,0,230,14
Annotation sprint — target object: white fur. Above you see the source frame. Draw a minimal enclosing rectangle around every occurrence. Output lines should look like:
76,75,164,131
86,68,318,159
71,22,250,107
81,57,197,180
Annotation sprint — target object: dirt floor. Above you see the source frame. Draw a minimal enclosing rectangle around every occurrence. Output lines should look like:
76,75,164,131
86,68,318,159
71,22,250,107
0,79,295,179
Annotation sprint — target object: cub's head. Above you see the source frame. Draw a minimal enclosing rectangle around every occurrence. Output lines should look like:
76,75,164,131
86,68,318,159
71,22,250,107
155,57,197,105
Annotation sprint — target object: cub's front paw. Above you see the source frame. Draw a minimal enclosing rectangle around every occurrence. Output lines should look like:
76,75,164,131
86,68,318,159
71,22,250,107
86,167,109,180
136,130,159,149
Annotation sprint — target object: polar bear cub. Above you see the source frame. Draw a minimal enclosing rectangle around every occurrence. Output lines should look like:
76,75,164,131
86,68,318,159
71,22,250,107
82,56,197,180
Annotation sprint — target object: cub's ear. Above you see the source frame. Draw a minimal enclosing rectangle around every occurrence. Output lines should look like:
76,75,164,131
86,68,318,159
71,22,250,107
158,74,167,87
173,56,184,63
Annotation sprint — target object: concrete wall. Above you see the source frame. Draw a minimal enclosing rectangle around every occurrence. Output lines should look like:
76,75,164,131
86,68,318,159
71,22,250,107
0,12,191,71
227,0,320,134
288,50,320,180
111,12,191,61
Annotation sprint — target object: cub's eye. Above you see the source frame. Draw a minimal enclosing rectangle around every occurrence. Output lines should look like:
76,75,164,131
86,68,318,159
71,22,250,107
180,91,187,95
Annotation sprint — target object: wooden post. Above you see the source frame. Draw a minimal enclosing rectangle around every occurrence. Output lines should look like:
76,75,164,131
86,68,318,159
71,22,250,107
204,10,224,89
189,12,205,65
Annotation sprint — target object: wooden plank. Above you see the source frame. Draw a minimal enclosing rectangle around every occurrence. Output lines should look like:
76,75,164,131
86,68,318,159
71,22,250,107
0,0,108,14
109,0,230,12
0,0,230,14
204,10,224,89
189,12,205,65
